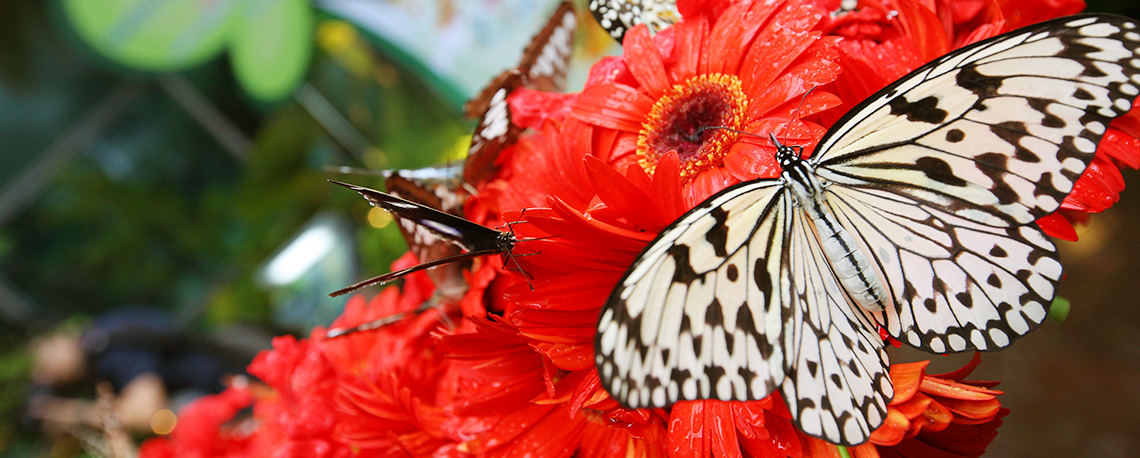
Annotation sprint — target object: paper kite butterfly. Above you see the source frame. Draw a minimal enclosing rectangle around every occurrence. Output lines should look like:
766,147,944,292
596,14,1140,446
588,0,679,43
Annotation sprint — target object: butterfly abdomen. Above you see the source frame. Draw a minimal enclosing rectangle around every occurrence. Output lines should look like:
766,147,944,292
783,153,889,312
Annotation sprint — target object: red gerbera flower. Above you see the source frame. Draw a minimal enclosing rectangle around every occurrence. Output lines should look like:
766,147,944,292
572,0,843,204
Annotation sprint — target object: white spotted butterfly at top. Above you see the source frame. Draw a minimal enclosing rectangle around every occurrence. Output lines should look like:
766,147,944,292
595,14,1140,446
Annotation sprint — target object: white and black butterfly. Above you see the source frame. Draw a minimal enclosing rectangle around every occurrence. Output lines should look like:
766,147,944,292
465,1,576,186
596,14,1140,446
327,180,516,298
588,0,679,43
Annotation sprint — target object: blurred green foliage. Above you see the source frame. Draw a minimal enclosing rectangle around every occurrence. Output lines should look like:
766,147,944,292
0,0,476,401
1,0,470,452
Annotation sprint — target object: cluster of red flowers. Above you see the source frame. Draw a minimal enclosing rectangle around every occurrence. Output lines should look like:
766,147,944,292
140,0,1140,457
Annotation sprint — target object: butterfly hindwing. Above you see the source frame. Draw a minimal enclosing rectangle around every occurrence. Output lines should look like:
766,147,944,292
383,167,471,299
824,186,1060,353
782,204,891,444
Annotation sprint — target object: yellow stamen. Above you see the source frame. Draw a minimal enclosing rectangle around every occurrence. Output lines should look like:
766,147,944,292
637,73,749,179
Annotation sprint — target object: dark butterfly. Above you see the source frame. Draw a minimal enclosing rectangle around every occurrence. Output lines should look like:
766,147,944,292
327,180,517,298
325,4,575,332
380,165,472,301
588,0,678,43
464,1,577,186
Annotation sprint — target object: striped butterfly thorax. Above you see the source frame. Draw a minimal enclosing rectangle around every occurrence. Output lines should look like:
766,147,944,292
596,14,1140,446
588,0,679,43
464,1,577,186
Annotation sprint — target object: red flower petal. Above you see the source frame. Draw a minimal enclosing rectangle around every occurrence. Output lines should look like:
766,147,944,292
574,84,655,132
625,26,673,99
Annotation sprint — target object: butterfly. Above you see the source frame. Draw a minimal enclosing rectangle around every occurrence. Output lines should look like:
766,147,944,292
588,0,679,43
381,165,473,301
327,180,517,298
326,3,576,302
596,14,1140,446
464,1,577,186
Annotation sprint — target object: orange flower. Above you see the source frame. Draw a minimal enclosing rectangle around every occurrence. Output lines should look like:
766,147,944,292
863,354,1007,458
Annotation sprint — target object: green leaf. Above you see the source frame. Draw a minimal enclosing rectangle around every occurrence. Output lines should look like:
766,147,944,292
60,0,245,70
229,0,313,101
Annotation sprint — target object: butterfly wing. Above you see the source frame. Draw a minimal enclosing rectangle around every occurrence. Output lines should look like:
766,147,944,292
782,198,892,445
331,180,507,253
809,14,1140,353
597,179,890,445
383,168,471,298
516,1,577,93
464,2,577,186
598,181,789,408
588,0,680,43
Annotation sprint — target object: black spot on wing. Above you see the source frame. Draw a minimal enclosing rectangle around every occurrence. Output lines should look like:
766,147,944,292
667,244,700,282
914,156,968,187
888,95,950,124
753,256,772,296
705,207,730,257
955,64,1001,98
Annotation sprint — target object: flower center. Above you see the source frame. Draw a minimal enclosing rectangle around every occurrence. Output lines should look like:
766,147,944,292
638,73,749,179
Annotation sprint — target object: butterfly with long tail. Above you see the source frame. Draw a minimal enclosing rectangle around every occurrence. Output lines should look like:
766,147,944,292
327,180,519,298
596,14,1140,445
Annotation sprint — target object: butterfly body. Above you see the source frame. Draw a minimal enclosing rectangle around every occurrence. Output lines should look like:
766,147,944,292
597,14,1140,446
776,136,889,312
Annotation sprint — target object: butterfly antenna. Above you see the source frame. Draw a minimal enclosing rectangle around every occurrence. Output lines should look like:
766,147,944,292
323,165,387,177
326,299,457,338
690,125,767,142
781,85,817,146
326,311,410,338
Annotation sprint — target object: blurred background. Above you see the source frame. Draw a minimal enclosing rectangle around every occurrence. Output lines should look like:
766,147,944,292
0,1,1137,457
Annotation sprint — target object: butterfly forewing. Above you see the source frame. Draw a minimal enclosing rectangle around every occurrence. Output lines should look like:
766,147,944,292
598,181,789,408
517,1,577,93
813,15,1140,226
383,167,472,298
598,14,1140,446
328,180,515,297
809,14,1140,353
